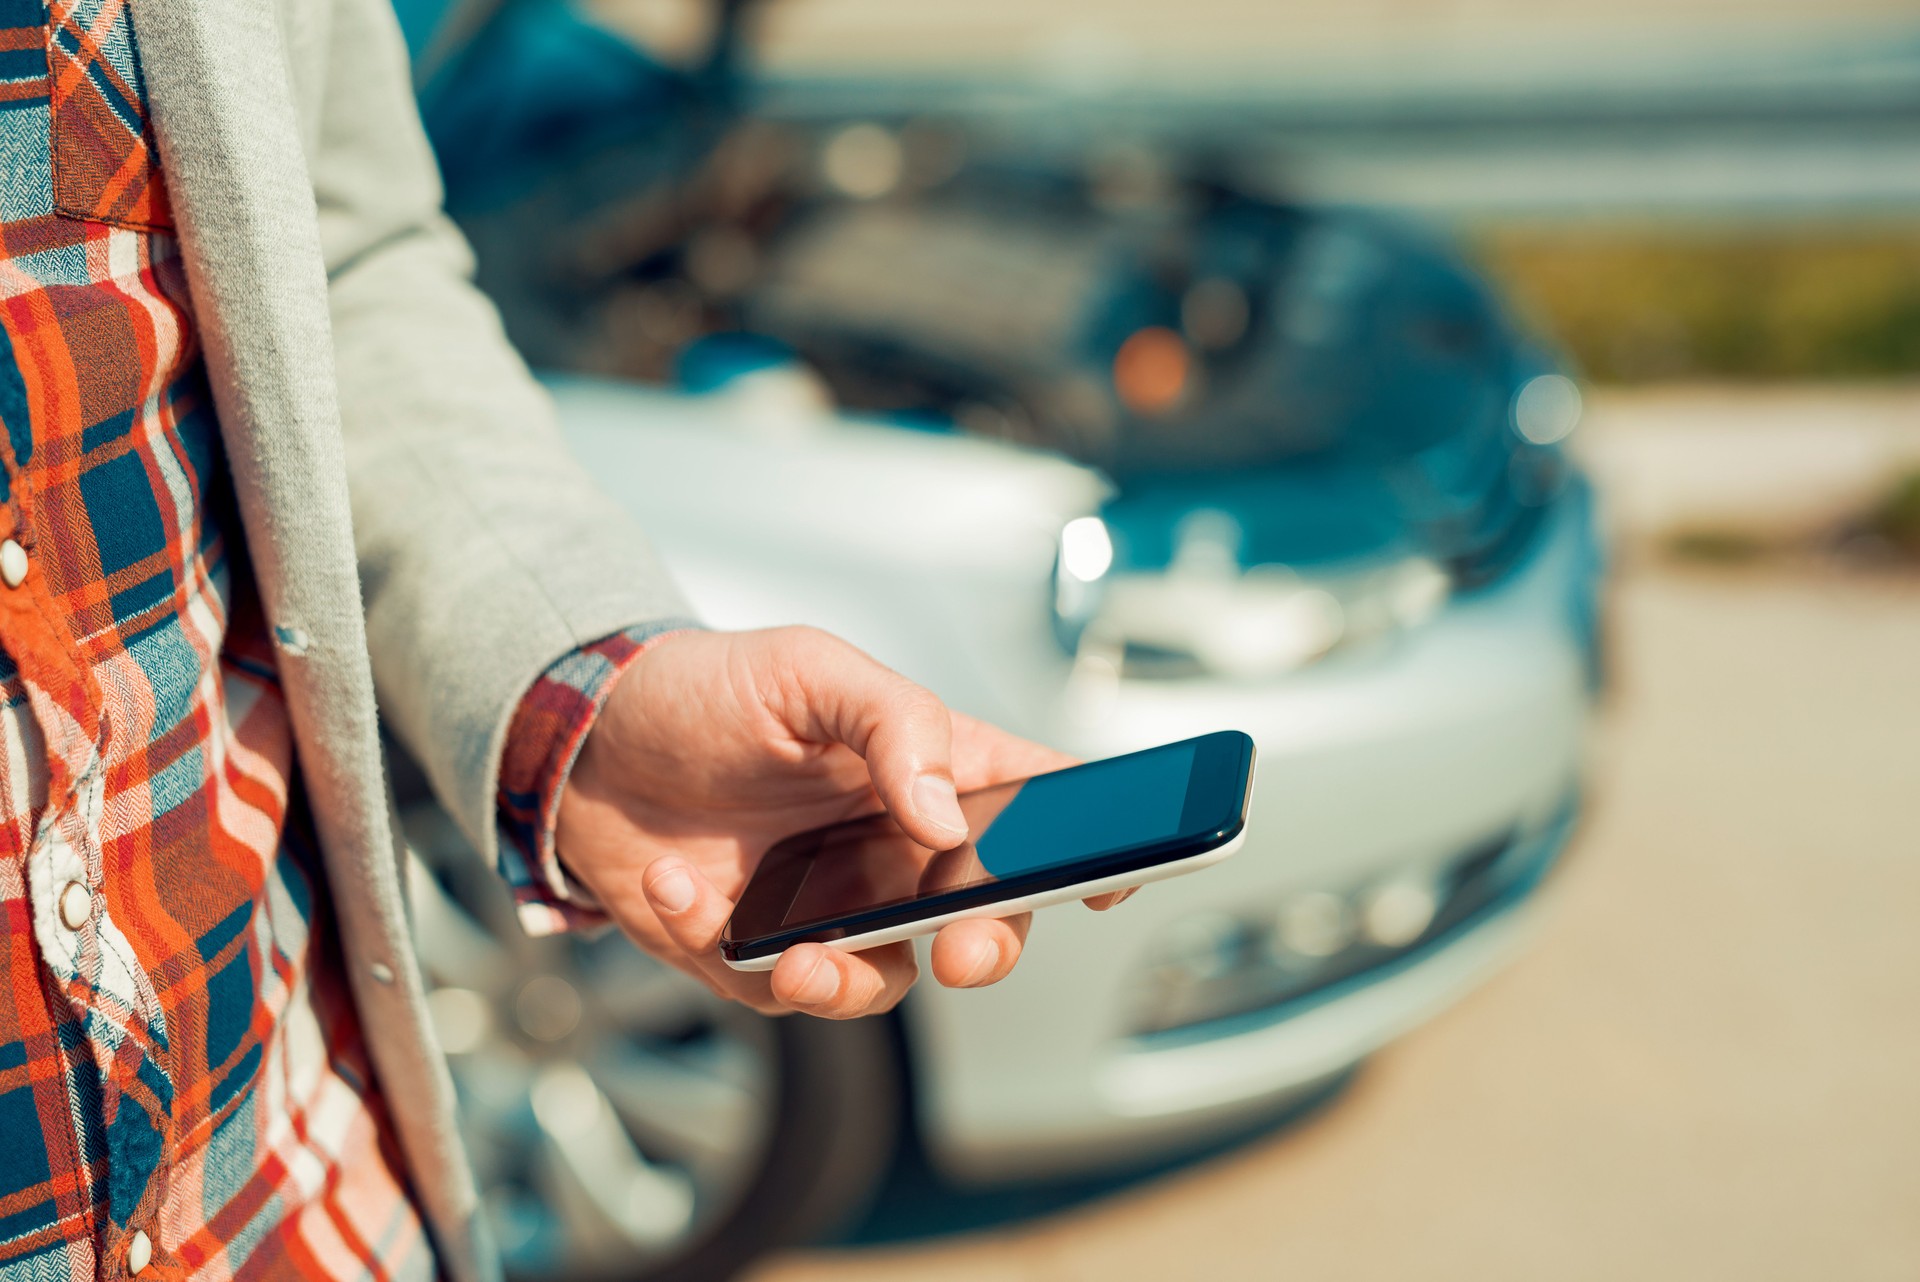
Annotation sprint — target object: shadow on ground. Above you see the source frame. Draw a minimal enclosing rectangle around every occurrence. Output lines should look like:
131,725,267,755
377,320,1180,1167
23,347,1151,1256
829,1066,1363,1247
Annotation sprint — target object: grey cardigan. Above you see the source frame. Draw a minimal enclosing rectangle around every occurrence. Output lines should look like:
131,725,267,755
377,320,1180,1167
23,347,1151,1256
134,1,689,1277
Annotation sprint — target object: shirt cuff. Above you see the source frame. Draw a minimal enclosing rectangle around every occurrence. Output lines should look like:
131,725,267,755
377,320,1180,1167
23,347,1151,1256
496,622,694,936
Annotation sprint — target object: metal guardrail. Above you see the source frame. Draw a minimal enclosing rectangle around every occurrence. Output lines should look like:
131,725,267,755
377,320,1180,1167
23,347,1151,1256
753,35,1920,220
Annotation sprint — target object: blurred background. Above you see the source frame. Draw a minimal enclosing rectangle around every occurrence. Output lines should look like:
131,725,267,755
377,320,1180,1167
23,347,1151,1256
386,1,1920,1279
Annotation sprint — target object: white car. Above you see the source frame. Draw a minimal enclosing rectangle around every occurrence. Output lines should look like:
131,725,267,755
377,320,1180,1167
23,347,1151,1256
385,0,1607,1274
399,352,1603,1279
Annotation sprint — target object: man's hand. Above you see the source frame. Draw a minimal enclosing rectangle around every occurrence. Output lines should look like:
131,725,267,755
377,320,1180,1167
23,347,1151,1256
554,627,1129,1019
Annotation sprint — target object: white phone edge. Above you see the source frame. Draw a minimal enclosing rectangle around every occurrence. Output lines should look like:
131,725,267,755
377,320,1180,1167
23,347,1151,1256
721,827,1249,972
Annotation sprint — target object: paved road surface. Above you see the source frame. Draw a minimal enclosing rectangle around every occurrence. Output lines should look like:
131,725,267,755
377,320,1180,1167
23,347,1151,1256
750,565,1920,1282
1575,384,1920,546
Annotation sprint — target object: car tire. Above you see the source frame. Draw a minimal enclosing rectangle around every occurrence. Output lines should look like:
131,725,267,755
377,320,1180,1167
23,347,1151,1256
629,1012,901,1282
393,789,902,1282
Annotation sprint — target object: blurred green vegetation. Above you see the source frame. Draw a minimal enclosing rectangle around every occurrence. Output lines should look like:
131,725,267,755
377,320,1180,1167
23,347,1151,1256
1863,471,1920,560
1470,227,1920,383
1662,472,1920,569
1664,527,1780,565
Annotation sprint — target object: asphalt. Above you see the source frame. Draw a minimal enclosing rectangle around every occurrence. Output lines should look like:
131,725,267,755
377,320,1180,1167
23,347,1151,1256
749,563,1920,1282
1573,384,1920,549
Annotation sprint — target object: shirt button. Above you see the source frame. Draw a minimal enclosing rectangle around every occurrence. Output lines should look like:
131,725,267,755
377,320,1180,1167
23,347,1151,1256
0,539,26,588
126,1229,153,1275
57,880,91,931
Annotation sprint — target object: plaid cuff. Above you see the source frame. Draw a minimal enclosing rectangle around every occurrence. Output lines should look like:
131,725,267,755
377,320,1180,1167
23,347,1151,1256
496,622,696,936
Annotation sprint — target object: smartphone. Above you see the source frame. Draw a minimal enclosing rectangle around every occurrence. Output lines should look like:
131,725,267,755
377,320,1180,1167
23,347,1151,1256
720,730,1256,970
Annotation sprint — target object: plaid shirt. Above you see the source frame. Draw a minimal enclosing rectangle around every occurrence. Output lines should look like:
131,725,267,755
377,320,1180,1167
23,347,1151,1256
0,3,650,1277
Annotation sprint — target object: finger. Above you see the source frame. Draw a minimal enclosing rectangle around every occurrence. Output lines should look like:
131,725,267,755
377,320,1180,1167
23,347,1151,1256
1083,886,1138,911
770,941,918,1018
929,913,1030,988
775,628,967,851
641,857,734,956
641,859,798,1011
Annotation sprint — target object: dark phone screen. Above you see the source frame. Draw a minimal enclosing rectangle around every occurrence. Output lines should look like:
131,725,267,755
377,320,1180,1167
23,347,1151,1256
732,739,1203,941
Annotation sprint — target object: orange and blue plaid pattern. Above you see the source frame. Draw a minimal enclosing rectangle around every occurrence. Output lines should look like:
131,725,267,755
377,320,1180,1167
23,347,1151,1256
0,2,633,1277
0,0,434,1276
496,626,687,934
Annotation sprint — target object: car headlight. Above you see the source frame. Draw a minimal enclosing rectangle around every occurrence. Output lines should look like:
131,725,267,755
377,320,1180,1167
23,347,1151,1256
1053,508,1452,682
1053,514,1115,628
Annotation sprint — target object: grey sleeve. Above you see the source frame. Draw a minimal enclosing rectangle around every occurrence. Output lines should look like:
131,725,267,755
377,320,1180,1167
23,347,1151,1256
309,0,694,862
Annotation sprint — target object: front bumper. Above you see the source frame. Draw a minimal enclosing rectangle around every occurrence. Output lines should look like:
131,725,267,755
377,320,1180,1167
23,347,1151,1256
1097,804,1572,1121
901,481,1601,1183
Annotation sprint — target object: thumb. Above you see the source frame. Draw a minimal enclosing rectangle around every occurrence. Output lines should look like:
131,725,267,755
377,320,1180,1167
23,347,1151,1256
773,628,970,850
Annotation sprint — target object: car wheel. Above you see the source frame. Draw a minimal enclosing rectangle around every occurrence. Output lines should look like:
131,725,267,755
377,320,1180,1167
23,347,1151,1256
401,804,901,1282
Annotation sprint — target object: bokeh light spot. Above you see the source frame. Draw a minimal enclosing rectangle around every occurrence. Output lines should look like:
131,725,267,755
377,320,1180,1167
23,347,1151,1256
1114,326,1192,415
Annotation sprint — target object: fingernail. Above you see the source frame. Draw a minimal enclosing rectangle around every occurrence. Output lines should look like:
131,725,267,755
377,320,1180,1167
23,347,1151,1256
912,775,968,843
962,940,1002,988
792,955,840,1005
649,865,696,913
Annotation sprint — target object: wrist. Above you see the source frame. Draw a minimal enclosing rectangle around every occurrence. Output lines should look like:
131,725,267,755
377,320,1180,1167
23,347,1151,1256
496,623,699,932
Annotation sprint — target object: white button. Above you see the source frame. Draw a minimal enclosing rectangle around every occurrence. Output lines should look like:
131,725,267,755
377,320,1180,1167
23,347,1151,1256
57,880,91,931
0,539,26,588
126,1229,152,1275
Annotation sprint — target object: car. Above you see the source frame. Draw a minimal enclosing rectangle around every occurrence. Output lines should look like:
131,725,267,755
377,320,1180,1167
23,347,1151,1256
398,274,1601,1282
388,4,1607,1280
